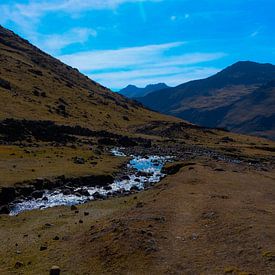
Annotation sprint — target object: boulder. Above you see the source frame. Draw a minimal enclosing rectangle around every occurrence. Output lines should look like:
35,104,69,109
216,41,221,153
50,266,61,275
70,205,77,211
32,190,44,199
93,192,105,200
73,157,85,164
0,187,16,204
0,205,10,214
161,163,184,175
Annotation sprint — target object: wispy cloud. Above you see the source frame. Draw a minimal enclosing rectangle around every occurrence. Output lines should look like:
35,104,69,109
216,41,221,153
89,66,220,88
58,42,225,71
34,28,97,54
0,0,162,24
58,42,225,89
58,42,186,70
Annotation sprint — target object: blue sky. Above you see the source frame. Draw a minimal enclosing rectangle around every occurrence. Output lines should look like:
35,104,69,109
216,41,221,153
0,0,274,89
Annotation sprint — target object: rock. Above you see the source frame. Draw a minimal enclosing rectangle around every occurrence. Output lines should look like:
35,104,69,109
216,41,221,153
78,189,90,196
0,205,10,214
73,157,85,164
130,186,140,192
84,212,89,216
0,187,16,204
50,265,61,275
40,245,47,251
136,202,144,208
70,205,77,211
136,171,152,177
0,77,11,90
53,236,59,241
93,192,105,200
117,136,138,147
161,163,184,175
221,136,235,143
62,188,71,195
14,261,24,268
32,190,44,199
103,186,112,191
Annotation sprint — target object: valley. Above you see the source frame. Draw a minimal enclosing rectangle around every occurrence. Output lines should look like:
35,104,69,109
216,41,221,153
0,25,274,274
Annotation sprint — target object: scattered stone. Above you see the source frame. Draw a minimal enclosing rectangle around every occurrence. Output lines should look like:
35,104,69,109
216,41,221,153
136,202,144,208
50,265,61,275
70,205,77,211
130,186,140,191
162,163,184,175
14,261,24,268
73,157,85,164
32,190,44,199
0,205,10,214
53,236,60,241
79,219,83,224
202,211,217,220
62,189,71,195
40,245,47,251
44,223,53,227
93,192,105,200
84,212,89,216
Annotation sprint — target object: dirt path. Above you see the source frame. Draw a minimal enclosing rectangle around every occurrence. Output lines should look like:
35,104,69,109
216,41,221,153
0,159,274,274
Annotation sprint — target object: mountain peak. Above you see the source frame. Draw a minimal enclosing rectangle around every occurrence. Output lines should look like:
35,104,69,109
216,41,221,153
119,83,170,98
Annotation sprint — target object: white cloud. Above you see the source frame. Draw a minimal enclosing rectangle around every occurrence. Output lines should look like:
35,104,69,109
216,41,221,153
170,15,177,21
90,66,220,89
250,31,259,37
57,42,225,89
34,28,97,54
58,42,225,71
0,0,162,23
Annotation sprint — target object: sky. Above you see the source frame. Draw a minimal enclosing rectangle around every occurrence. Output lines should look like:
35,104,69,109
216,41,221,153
0,0,274,90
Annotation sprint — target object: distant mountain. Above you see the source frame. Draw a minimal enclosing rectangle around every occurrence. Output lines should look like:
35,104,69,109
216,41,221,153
137,61,275,139
119,83,170,98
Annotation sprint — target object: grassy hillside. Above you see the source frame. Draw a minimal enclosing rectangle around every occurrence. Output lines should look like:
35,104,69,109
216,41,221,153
0,26,274,275
0,26,178,133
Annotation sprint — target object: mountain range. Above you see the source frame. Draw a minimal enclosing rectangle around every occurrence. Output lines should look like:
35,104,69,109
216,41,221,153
0,25,275,275
119,83,169,98
137,61,275,139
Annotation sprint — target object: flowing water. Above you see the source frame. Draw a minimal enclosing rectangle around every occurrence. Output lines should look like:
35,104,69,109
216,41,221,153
10,148,171,215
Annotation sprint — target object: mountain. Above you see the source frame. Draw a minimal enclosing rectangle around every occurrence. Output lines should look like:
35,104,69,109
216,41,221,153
119,83,169,98
137,61,275,139
0,26,275,275
0,26,177,133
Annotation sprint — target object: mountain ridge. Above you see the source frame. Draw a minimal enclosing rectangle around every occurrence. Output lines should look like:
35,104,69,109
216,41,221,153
119,83,169,98
0,25,179,134
137,61,275,139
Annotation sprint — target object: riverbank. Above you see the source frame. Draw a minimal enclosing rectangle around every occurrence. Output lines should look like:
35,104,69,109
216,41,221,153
0,155,274,274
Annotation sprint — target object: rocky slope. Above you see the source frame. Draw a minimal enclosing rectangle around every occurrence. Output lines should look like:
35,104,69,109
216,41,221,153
119,83,169,98
137,61,275,139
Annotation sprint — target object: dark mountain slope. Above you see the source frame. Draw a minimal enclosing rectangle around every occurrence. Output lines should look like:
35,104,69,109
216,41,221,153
138,61,275,139
119,83,169,98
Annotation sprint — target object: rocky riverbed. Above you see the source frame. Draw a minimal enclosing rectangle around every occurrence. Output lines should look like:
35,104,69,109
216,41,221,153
8,148,172,215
